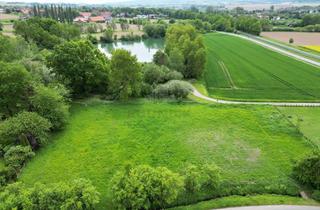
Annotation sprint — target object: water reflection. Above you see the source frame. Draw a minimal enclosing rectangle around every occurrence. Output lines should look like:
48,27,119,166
98,39,165,62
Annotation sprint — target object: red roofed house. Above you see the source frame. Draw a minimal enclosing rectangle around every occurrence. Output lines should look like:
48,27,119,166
100,11,112,22
89,16,105,23
74,12,92,23
79,12,92,19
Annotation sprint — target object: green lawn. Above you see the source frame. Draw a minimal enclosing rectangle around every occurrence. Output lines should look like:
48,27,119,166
20,99,314,209
278,107,320,147
170,194,320,210
203,33,320,102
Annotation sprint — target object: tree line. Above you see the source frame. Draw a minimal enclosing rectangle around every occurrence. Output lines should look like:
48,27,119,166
32,4,78,23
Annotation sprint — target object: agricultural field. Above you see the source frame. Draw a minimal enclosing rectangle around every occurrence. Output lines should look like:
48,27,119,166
203,33,320,102
20,99,314,209
305,46,320,53
279,107,320,147
261,32,320,46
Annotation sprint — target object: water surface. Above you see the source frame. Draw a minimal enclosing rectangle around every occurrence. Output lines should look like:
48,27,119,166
98,39,164,62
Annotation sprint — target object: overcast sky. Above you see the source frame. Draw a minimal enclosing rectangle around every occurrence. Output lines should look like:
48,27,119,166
4,0,131,4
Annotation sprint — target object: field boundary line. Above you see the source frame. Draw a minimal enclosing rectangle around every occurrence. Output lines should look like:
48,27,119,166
218,61,237,89
219,32,320,68
191,84,320,107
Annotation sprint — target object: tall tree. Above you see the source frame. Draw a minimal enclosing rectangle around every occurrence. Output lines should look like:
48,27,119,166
109,49,142,100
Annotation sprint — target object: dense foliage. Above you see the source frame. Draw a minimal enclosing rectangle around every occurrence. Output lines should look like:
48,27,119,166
48,39,109,96
235,16,262,35
0,179,100,209
14,17,80,49
293,152,320,189
143,23,167,38
0,112,51,149
110,49,142,100
111,165,184,210
153,80,192,99
165,24,206,79
0,62,33,118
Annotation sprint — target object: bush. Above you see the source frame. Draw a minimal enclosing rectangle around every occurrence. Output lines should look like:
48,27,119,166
87,34,98,44
0,112,52,149
293,152,320,189
183,164,202,193
143,63,183,86
30,85,69,130
201,163,221,189
153,80,193,99
0,179,100,209
312,190,320,201
4,146,34,173
111,165,184,210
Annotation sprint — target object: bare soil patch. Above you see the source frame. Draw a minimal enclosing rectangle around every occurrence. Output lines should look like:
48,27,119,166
0,13,19,21
261,32,320,46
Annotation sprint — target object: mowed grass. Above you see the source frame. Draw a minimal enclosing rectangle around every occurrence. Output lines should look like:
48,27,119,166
170,194,320,210
279,107,320,147
203,33,320,102
20,99,314,209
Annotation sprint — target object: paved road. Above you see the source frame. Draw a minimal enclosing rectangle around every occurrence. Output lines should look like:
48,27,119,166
192,87,320,107
215,205,320,210
220,32,320,68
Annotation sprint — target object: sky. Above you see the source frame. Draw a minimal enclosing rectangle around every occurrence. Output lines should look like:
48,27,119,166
3,0,131,4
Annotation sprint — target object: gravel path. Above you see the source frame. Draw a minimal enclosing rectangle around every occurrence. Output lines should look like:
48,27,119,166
192,87,320,107
214,205,320,210
220,32,320,68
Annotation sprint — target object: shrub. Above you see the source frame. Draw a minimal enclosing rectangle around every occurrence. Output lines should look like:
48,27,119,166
30,85,69,130
0,179,100,209
111,165,184,210
153,80,193,99
87,34,98,44
312,190,320,201
164,70,183,81
289,38,294,44
293,152,320,189
183,164,202,193
143,63,166,85
0,112,52,149
201,163,221,189
4,146,35,173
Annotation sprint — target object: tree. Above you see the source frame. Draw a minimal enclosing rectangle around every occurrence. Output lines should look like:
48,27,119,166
111,165,184,210
293,152,320,189
48,40,110,96
0,22,3,31
30,85,69,130
110,49,142,100
0,112,51,149
153,50,169,66
0,62,33,118
165,24,206,79
0,35,36,62
143,23,167,38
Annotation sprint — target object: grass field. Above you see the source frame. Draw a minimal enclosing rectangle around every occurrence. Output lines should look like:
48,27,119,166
19,99,314,209
279,107,320,147
203,33,320,102
170,194,320,210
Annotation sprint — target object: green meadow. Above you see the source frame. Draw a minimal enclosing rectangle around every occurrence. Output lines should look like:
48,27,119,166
203,33,320,102
19,99,314,209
